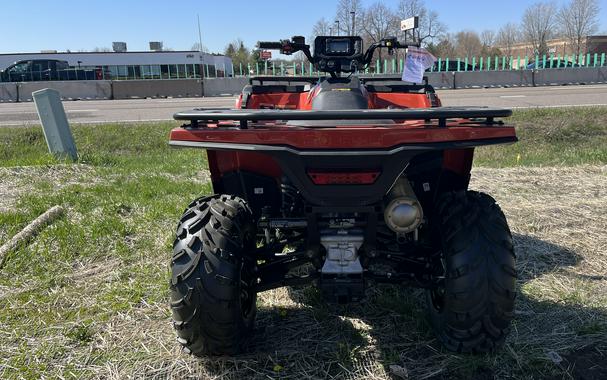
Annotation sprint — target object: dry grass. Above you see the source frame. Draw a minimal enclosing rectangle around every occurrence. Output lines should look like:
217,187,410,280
1,165,605,380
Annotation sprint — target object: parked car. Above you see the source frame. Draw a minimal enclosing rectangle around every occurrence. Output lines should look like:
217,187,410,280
0,59,97,82
526,59,581,69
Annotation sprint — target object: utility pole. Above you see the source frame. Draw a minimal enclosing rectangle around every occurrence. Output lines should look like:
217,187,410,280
350,11,356,36
197,14,203,52
335,20,340,36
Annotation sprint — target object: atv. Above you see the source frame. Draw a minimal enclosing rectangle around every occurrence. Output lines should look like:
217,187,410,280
168,35,517,356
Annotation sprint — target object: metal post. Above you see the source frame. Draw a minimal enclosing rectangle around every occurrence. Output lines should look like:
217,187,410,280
445,58,450,72
33,89,77,161
601,53,605,67
457,58,461,72
464,57,468,71
472,57,476,71
197,14,203,54
437,58,442,72
594,53,598,67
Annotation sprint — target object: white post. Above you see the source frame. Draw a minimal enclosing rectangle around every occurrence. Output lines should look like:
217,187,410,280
33,88,77,160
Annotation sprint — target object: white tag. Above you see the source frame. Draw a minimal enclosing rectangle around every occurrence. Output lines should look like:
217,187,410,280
254,187,264,194
402,47,436,84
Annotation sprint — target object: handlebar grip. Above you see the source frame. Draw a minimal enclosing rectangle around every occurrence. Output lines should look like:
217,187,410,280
257,41,284,50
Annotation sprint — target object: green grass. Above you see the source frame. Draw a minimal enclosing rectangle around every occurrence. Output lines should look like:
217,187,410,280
474,106,607,166
0,108,606,379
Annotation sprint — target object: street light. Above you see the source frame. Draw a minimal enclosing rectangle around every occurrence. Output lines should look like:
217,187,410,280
335,20,340,36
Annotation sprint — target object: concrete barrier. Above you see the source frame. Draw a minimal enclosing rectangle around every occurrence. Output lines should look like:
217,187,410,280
454,70,534,89
533,67,607,86
426,72,455,89
203,77,248,96
17,81,112,102
0,83,18,102
3,68,607,102
112,79,203,99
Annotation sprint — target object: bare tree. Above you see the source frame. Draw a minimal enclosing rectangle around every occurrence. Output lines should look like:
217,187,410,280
496,23,520,56
480,30,496,48
426,33,457,58
360,2,398,62
522,2,558,56
191,43,210,53
311,17,331,40
360,2,398,43
335,0,363,35
559,0,600,56
455,30,483,57
396,0,446,45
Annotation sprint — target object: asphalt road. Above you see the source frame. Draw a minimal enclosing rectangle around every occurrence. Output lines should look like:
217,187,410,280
1,84,606,126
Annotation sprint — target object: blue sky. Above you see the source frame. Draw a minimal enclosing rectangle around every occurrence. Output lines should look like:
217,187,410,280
1,0,606,54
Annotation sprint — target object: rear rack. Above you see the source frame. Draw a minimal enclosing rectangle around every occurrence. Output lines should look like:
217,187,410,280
174,106,512,129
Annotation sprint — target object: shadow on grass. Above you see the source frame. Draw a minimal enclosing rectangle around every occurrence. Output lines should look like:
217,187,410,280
151,233,607,380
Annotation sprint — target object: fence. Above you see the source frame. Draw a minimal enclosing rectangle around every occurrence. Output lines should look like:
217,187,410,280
229,53,607,77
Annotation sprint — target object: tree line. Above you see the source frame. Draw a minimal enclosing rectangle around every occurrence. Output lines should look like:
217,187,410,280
222,0,601,70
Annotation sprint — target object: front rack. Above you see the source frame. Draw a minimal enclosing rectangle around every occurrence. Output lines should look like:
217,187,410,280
173,106,512,129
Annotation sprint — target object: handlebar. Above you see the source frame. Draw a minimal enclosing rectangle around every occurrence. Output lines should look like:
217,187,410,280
257,41,285,50
256,36,420,76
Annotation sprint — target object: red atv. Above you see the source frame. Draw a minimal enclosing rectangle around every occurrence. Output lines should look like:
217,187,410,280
169,36,517,356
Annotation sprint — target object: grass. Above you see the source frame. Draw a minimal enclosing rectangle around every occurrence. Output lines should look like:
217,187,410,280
0,107,606,379
474,106,607,166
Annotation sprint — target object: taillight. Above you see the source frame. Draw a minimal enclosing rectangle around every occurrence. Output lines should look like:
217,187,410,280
307,170,380,185
427,92,442,107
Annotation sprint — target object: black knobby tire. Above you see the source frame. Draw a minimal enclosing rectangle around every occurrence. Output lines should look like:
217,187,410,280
170,194,257,356
427,191,517,353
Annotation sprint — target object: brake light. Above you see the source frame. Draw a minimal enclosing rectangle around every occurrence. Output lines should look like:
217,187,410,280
427,92,442,107
307,170,380,185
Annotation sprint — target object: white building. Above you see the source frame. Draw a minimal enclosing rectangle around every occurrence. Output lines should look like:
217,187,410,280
0,50,234,79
